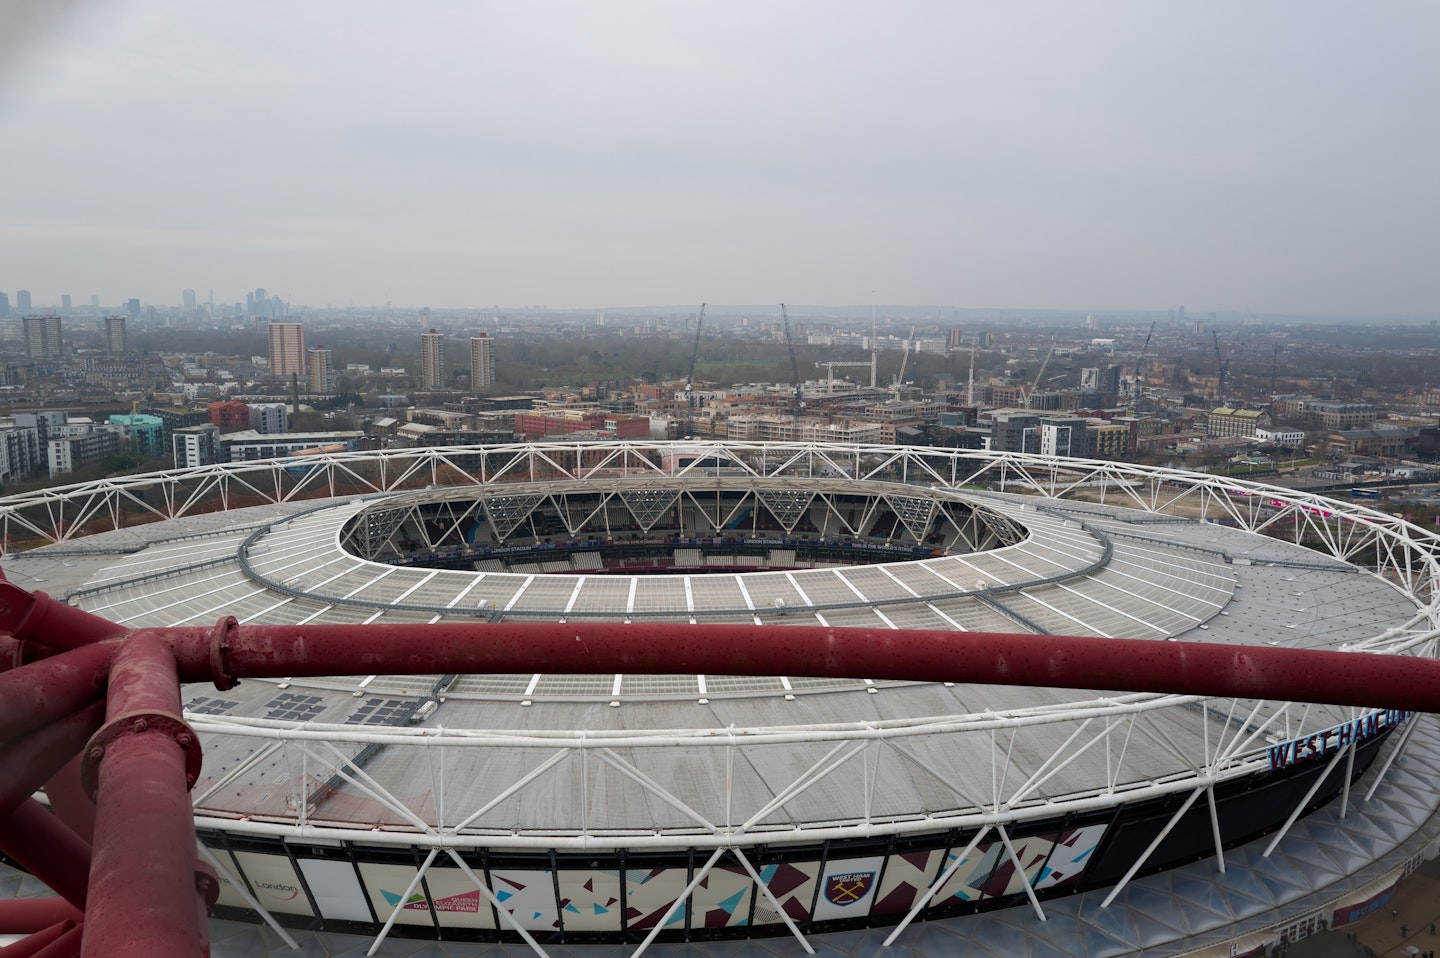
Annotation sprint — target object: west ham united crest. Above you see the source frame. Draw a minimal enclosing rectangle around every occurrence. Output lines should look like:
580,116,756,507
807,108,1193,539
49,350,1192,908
824,872,875,907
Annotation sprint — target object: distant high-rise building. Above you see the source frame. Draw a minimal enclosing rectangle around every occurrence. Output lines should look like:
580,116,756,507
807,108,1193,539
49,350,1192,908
126,298,140,320
183,289,197,313
420,329,446,389
60,294,72,313
248,288,272,318
104,315,127,357
15,291,32,313
1080,365,1121,396
307,346,334,394
470,334,495,389
0,293,8,318
267,323,306,377
23,314,63,360
90,295,99,309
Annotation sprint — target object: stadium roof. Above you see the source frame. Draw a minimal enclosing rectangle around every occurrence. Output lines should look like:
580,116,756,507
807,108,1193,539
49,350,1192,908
4,441,1438,955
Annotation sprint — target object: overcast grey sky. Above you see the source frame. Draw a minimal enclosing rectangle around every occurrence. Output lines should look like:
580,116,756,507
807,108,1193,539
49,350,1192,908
1,1,1436,315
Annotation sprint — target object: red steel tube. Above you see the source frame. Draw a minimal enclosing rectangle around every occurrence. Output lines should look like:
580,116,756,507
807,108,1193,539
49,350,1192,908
0,701,105,819
0,922,78,958
80,632,200,958
43,756,97,846
0,635,20,672
0,637,67,674
15,924,81,958
0,645,112,745
0,800,92,911
169,621,1440,713
0,899,82,935
4,586,1439,711
0,585,126,652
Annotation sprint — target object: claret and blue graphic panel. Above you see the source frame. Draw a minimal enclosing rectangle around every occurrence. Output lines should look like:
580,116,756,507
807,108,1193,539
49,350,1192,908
688,865,755,929
624,867,690,930
871,848,946,915
750,860,821,925
490,869,559,931
1032,825,1108,890
556,868,623,932
934,839,1005,904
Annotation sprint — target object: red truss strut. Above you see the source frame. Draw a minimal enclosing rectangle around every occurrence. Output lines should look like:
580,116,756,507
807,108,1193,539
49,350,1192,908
0,581,1436,957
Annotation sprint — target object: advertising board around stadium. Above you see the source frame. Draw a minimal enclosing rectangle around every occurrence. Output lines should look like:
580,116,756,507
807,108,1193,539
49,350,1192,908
199,729,1392,941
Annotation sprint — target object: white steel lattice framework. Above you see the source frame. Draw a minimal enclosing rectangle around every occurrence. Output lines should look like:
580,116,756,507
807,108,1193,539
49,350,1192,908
5,441,1440,956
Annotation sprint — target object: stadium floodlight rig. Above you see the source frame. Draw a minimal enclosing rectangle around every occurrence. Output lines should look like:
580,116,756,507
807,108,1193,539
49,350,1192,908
1,580,1439,958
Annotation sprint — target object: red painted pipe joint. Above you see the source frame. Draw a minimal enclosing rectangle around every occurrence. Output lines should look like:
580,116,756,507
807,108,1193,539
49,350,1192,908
80,711,203,801
207,617,239,692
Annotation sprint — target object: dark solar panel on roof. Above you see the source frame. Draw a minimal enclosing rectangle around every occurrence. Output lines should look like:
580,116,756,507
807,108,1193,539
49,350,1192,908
263,692,326,722
185,695,240,716
345,697,413,726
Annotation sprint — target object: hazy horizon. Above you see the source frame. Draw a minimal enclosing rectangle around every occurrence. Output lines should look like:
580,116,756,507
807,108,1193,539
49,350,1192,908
2,1,1437,317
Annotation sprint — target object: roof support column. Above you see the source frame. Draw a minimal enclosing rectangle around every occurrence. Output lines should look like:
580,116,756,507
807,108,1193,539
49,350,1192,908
883,825,991,947
1262,743,1350,858
1100,786,1205,908
1206,784,1226,874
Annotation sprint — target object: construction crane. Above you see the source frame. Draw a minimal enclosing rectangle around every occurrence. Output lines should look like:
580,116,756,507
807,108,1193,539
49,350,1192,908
1028,339,1057,406
966,340,977,407
683,303,705,438
892,326,916,398
1212,330,1231,404
815,360,873,388
1270,344,1279,397
869,307,879,388
779,303,803,422
1131,321,1156,402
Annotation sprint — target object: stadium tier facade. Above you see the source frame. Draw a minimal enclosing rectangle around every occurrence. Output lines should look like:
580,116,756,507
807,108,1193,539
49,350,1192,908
3,440,1439,957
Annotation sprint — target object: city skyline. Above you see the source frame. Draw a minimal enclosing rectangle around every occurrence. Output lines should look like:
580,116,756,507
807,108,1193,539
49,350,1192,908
1,3,1436,317
3,287,1437,325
